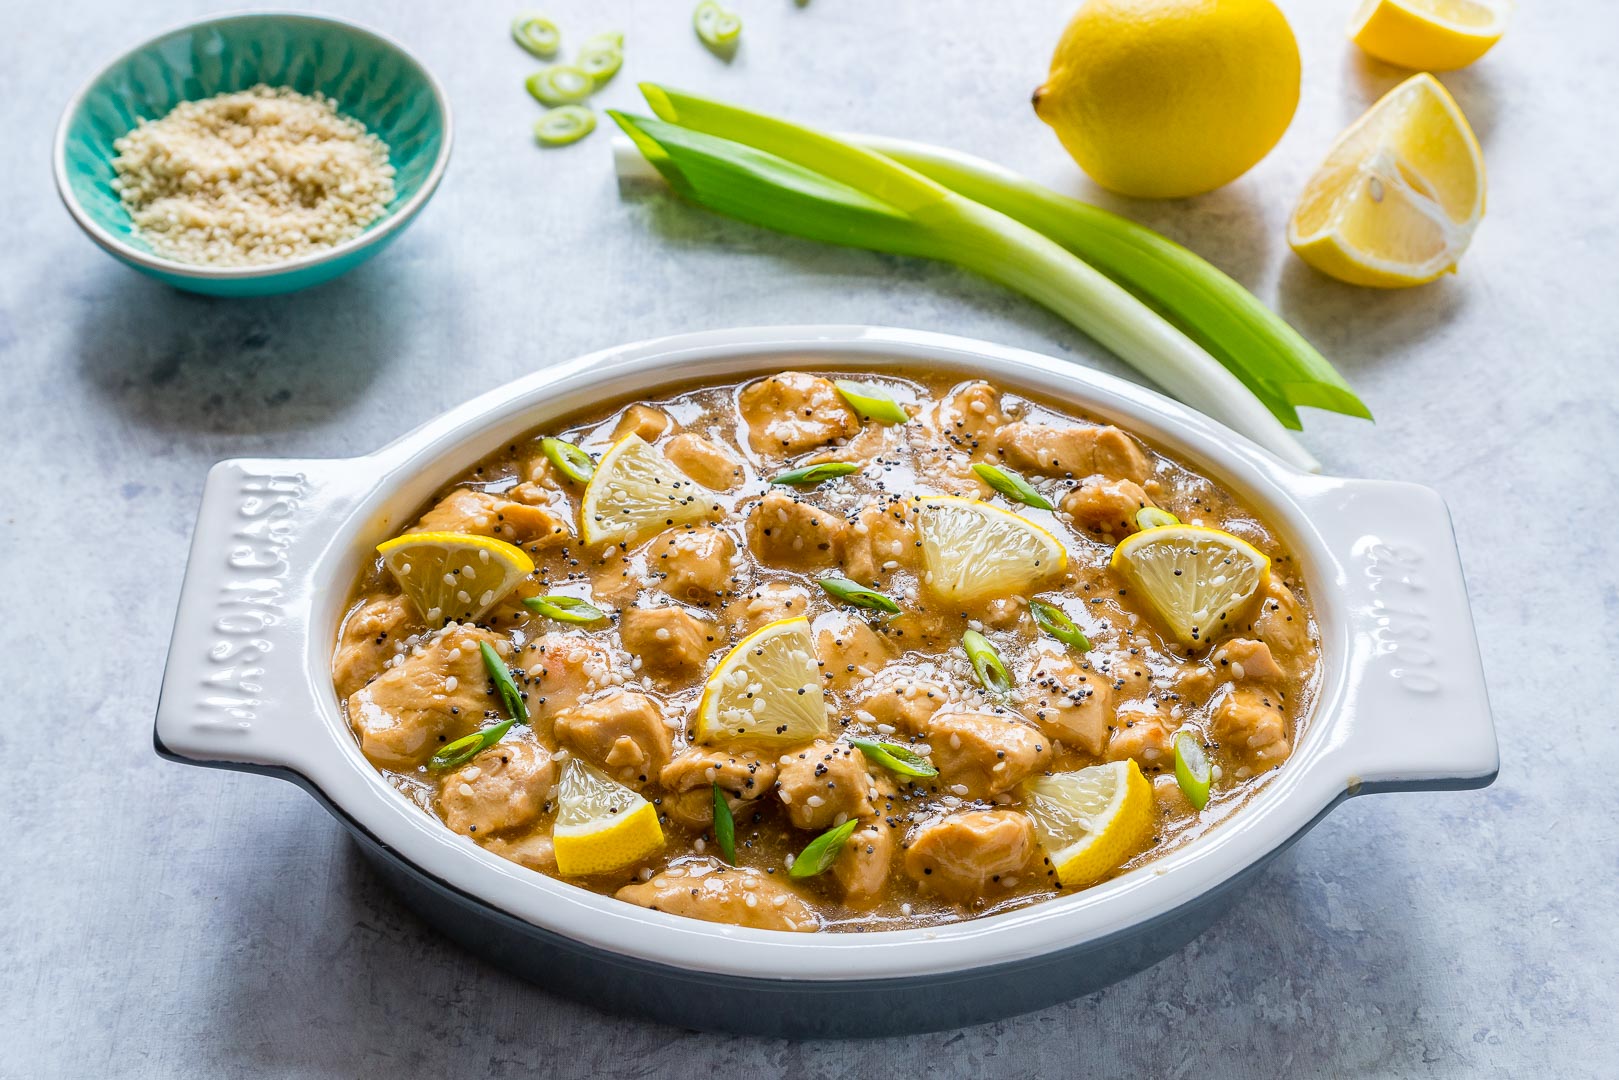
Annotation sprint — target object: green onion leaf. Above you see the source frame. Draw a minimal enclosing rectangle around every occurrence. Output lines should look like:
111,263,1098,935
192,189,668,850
833,380,909,424
430,718,517,771
1174,730,1212,810
771,461,859,486
693,1,742,52
535,105,596,147
512,14,561,58
1030,599,1091,653
522,595,609,624
541,437,595,483
789,817,859,878
962,629,1012,694
712,783,737,863
971,463,1054,510
578,32,624,85
1135,506,1180,531
818,576,901,615
479,640,529,724
847,738,938,779
526,65,594,107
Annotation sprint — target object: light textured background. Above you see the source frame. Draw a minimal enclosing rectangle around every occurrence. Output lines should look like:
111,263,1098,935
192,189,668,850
3,1,1616,1076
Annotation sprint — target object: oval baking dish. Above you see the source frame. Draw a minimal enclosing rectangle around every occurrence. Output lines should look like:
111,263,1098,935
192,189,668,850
154,326,1496,1037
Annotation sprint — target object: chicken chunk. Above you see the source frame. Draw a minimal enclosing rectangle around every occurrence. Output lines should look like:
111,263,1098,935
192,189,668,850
726,582,813,634
841,502,919,585
612,404,673,442
931,381,1005,452
553,690,673,781
1021,651,1112,756
619,605,720,682
903,811,1035,903
1211,637,1286,685
926,711,1052,800
813,611,898,690
747,492,846,569
1210,685,1291,773
1250,578,1313,671
480,832,558,874
776,741,875,831
833,819,895,907
333,595,418,698
507,454,575,511
1106,699,1177,770
658,748,778,827
1061,476,1153,536
854,672,953,735
996,422,1151,483
739,372,861,456
518,633,617,722
664,433,744,491
346,626,506,770
437,740,554,837
411,488,570,547
647,526,739,604
616,864,819,932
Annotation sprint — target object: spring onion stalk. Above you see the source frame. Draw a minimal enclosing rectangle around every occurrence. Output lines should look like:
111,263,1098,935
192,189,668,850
608,87,1323,472
523,594,608,624
712,783,737,863
771,461,859,486
971,463,1054,510
535,106,596,148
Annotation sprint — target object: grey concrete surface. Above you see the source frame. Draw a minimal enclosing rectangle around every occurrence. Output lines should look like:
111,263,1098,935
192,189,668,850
3,1,1615,1076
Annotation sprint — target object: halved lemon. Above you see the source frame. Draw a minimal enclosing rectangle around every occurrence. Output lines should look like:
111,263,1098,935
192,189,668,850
695,617,827,746
1021,760,1153,887
917,496,1067,604
1350,0,1510,72
579,434,719,547
377,531,534,626
1289,73,1485,288
552,759,664,877
1110,525,1269,646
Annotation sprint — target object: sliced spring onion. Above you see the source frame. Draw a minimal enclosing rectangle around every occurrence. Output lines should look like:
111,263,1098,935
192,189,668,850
971,463,1054,510
578,31,624,85
535,105,596,147
526,65,594,107
962,629,1012,694
772,461,859,486
833,379,908,424
789,817,859,878
479,641,529,725
512,14,561,58
693,1,742,52
541,437,595,483
712,783,737,863
1135,506,1180,531
818,576,901,615
430,718,517,772
523,594,608,624
847,738,938,779
1030,599,1091,653
1174,730,1212,810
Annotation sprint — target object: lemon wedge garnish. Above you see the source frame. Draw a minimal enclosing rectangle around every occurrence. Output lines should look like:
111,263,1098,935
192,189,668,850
1109,525,1269,646
552,759,665,877
1021,761,1153,887
1349,0,1511,72
1288,73,1485,288
917,496,1067,604
376,531,534,627
695,617,827,746
579,434,719,547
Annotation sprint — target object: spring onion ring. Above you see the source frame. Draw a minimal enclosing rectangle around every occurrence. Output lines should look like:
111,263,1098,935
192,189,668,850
535,105,597,147
522,594,608,624
541,437,595,483
818,576,901,615
971,463,1054,510
789,818,859,878
526,65,594,107
848,738,938,779
578,31,624,85
430,718,518,772
1174,730,1212,810
512,14,561,58
771,462,859,486
962,629,1013,694
1030,599,1091,653
693,1,743,52
479,641,529,725
834,380,909,424
1135,506,1180,530
713,783,738,863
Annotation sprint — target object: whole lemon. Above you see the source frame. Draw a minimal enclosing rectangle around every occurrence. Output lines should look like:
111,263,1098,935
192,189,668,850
1034,0,1301,199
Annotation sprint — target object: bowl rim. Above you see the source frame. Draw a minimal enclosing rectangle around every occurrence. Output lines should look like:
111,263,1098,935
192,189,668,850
51,8,454,282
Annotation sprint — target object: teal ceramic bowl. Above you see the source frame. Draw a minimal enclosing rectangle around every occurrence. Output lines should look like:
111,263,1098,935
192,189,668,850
53,12,452,297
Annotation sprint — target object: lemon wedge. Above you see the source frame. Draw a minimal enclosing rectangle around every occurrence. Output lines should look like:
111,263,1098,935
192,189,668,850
1350,0,1511,72
1109,525,1269,646
376,531,534,626
552,759,665,877
1288,73,1485,288
579,434,719,547
1021,761,1153,887
695,617,827,746
917,496,1067,604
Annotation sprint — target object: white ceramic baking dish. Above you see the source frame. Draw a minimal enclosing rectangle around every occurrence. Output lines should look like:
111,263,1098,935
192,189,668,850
154,326,1496,1036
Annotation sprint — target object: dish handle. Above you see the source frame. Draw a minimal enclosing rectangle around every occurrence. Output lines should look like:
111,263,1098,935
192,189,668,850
154,458,365,776
1299,477,1498,794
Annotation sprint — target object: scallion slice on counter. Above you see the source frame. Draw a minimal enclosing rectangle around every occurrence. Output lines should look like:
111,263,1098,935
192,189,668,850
535,106,596,147
789,818,859,879
541,437,595,483
962,629,1012,694
578,31,624,85
818,576,901,615
479,640,529,724
430,718,517,772
512,14,561,58
771,461,859,486
525,64,594,107
848,738,938,779
523,594,608,624
693,1,742,52
1135,506,1180,531
971,463,1054,510
1174,730,1212,810
1030,599,1091,653
833,380,909,425
712,783,737,863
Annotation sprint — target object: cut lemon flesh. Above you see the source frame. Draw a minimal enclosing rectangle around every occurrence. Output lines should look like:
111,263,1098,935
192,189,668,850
1021,761,1153,887
376,531,534,627
1350,0,1510,72
917,496,1067,604
1289,73,1484,288
552,759,665,877
579,434,719,547
1109,525,1269,646
695,617,827,746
